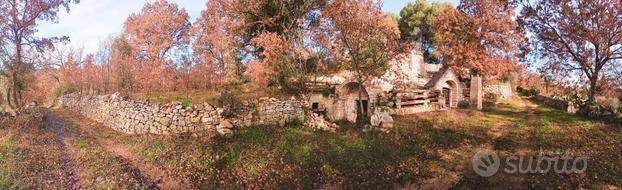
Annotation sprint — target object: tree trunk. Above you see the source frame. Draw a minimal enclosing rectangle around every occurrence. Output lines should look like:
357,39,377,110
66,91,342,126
12,42,22,108
356,82,367,125
587,73,599,106
6,87,13,109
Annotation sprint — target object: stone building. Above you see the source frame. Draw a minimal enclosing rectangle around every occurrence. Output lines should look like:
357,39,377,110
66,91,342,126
308,48,466,123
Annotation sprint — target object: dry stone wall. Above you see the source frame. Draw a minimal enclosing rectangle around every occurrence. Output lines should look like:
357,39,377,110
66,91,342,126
58,93,306,135
531,95,577,114
484,84,513,99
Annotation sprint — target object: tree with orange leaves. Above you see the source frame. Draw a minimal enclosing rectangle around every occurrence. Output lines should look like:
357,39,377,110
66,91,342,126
124,0,191,92
434,0,525,78
191,0,239,90
519,0,622,106
320,0,401,122
0,0,79,107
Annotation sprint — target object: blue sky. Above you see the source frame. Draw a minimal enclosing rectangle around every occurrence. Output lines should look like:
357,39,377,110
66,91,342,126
37,0,459,54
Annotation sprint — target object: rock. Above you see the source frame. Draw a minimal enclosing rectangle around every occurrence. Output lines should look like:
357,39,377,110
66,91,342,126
201,117,212,123
216,120,235,137
219,120,234,129
9,110,17,117
304,113,338,132
159,117,171,126
217,128,234,138
371,111,394,129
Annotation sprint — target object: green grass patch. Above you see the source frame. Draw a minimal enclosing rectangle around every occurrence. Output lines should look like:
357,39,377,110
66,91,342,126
0,137,26,190
239,126,272,146
75,138,91,149
131,90,221,106
494,131,518,151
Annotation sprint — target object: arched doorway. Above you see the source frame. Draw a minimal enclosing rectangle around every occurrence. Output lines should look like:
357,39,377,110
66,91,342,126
443,80,458,108
339,82,369,123
442,87,451,107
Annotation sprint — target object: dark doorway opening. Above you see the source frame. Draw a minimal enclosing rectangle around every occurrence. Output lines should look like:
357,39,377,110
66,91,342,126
356,100,369,115
442,88,451,107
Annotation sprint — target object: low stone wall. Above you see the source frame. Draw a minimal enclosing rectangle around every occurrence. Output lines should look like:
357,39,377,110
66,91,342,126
484,84,513,99
58,93,306,135
531,95,576,113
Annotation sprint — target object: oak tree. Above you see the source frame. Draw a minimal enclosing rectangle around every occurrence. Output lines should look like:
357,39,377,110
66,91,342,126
520,0,622,105
0,0,79,107
321,0,400,122
434,0,525,78
124,0,190,92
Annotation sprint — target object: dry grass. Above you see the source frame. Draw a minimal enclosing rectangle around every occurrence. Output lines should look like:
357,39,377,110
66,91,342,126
0,115,63,189
1,97,620,189
130,90,221,106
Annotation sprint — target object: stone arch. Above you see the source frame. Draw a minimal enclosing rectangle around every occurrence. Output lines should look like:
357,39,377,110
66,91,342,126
338,82,370,122
442,80,459,108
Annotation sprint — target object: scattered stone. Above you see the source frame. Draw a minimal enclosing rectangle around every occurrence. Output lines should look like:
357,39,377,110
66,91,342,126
371,111,394,130
218,120,234,129
304,113,339,132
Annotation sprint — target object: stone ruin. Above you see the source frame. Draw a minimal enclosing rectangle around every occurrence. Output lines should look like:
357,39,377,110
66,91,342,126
306,47,480,128
55,47,497,136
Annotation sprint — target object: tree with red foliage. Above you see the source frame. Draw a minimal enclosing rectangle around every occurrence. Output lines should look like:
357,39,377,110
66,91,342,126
0,0,79,107
434,0,525,78
191,0,239,89
124,0,190,92
320,0,401,121
520,0,622,105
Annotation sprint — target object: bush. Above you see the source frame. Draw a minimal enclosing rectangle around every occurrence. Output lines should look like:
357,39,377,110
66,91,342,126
516,86,540,97
529,88,540,96
218,91,244,119
458,101,470,109
52,84,77,98
483,92,498,107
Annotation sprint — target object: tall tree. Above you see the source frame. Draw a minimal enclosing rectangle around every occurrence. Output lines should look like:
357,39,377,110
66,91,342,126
399,0,452,63
520,0,622,105
321,0,400,122
0,0,79,107
434,0,525,78
124,0,190,92
191,0,239,89
203,0,327,93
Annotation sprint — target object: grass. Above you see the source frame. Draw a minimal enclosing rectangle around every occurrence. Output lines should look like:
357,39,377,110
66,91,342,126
0,137,24,190
130,90,221,106
1,97,621,189
0,116,64,189
128,84,291,107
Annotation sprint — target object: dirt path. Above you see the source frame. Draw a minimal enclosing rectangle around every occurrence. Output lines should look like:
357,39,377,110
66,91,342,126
49,109,183,190
45,111,80,190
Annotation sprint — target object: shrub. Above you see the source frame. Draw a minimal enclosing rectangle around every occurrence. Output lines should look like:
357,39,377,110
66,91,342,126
516,86,540,97
529,88,540,96
483,92,498,107
218,91,244,119
52,83,77,98
458,101,470,109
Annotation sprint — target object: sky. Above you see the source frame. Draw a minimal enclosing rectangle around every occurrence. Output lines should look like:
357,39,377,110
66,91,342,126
37,0,460,54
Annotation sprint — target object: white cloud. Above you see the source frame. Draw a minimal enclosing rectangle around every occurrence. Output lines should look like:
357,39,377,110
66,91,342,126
37,0,205,54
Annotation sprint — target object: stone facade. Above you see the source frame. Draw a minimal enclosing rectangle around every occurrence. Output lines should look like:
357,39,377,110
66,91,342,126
308,48,465,122
58,93,306,135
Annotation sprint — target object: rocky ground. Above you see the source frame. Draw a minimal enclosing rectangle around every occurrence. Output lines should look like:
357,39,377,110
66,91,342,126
0,97,620,189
